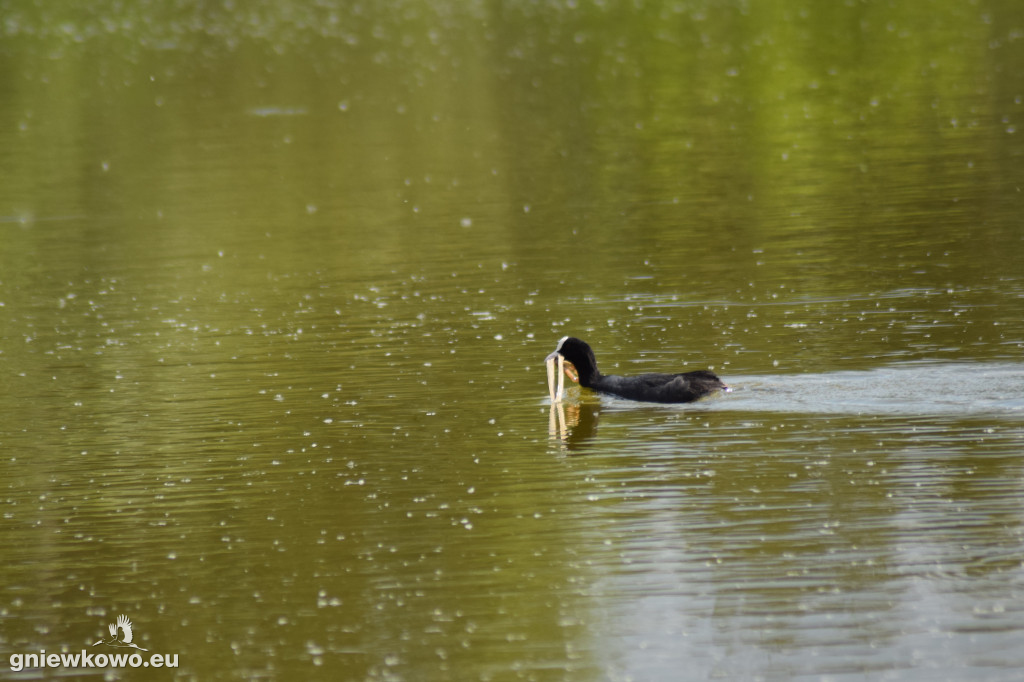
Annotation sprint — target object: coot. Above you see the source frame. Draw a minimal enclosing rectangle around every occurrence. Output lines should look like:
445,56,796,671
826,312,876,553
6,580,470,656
546,336,728,403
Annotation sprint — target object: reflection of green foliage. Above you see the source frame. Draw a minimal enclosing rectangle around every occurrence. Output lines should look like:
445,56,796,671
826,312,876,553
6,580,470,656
2,1,1021,231
0,0,1021,363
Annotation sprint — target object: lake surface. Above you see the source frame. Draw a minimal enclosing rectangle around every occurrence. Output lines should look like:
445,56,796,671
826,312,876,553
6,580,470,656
2,1,1024,680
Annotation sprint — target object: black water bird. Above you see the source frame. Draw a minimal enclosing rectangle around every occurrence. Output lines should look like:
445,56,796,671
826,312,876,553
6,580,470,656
545,336,728,404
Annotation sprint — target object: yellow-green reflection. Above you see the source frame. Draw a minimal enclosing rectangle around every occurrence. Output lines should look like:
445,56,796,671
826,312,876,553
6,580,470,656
1,1,1023,680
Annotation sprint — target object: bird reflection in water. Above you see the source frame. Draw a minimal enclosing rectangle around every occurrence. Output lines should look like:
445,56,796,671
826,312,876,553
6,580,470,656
546,350,601,446
548,399,601,449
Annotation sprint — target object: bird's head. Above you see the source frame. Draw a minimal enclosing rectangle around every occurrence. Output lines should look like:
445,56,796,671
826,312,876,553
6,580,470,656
545,336,597,387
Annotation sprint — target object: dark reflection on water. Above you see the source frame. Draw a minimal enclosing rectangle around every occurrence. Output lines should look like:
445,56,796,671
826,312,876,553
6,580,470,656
2,1,1024,680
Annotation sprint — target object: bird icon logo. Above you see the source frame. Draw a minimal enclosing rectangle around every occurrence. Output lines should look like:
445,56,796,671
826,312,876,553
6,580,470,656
92,614,148,651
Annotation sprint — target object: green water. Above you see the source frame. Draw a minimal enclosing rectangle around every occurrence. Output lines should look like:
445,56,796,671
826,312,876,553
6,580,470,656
2,1,1024,680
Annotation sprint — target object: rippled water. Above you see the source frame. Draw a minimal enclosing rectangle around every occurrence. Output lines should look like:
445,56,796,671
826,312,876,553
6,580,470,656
544,377,1024,681
2,1,1024,681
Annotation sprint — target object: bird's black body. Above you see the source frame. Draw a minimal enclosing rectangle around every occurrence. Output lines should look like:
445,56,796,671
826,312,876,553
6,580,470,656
547,336,728,404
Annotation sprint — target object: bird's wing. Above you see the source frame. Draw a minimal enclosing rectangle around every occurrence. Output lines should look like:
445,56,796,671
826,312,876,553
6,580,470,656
117,614,134,643
108,623,117,638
